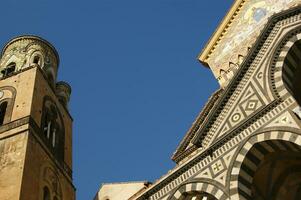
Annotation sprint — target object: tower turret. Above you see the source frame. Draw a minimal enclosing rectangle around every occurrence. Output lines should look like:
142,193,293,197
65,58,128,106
56,81,72,109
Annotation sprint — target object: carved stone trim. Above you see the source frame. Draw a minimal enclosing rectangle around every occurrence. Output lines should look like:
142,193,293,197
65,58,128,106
135,7,301,199
192,6,301,149
172,89,223,163
0,116,29,135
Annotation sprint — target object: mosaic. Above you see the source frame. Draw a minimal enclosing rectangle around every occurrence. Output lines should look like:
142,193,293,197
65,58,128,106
207,0,301,79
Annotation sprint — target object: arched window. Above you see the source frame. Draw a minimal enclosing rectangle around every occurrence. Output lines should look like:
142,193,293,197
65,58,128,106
0,101,7,125
30,52,44,68
43,186,50,200
33,55,40,65
1,62,16,77
42,102,64,162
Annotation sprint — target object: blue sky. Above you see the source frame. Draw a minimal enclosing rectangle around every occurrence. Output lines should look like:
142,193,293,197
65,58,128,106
0,0,233,199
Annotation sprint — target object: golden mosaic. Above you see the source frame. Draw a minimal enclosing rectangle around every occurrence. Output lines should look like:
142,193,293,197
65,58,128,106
200,0,301,86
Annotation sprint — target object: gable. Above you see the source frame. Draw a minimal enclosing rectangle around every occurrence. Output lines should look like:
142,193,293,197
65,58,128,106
173,5,301,164
172,89,223,163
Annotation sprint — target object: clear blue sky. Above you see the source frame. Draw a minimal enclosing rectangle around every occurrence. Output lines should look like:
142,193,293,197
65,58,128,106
0,0,233,199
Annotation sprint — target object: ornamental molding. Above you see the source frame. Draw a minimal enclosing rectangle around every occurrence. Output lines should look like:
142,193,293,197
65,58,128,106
192,6,301,148
135,6,301,200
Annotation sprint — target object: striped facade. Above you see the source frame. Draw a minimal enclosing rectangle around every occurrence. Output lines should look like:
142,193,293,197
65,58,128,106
133,5,301,200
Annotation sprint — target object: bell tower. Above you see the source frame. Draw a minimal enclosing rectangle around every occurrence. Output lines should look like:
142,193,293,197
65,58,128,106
0,35,75,200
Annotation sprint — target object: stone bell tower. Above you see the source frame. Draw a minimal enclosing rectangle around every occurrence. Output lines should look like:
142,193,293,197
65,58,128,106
0,35,75,200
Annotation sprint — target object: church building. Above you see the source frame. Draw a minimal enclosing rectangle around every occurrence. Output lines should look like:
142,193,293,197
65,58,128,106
95,0,301,199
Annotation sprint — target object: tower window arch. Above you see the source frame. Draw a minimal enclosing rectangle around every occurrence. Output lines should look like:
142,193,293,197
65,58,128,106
41,98,65,162
33,55,40,65
30,52,44,68
1,62,16,77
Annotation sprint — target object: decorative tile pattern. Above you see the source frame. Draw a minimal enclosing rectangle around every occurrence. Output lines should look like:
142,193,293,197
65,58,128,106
265,111,300,129
204,0,300,86
136,7,301,200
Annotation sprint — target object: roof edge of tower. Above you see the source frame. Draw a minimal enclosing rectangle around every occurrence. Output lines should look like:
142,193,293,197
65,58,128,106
1,35,60,67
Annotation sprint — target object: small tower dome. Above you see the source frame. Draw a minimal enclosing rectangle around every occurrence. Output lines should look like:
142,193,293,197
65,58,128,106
55,81,71,109
0,35,59,86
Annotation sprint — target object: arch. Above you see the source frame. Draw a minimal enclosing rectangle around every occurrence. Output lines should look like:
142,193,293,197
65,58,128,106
30,51,44,68
41,96,65,162
270,29,301,101
0,86,17,124
168,181,229,200
229,131,301,200
40,164,63,200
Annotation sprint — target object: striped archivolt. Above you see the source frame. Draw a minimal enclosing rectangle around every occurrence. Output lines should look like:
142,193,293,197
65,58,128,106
168,182,228,200
229,131,301,200
274,32,301,104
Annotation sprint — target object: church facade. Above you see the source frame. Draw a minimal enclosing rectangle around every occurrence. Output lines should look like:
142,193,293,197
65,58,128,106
96,1,301,199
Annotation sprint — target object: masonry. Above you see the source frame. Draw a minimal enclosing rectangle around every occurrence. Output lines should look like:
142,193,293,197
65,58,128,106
0,36,75,200
95,1,301,199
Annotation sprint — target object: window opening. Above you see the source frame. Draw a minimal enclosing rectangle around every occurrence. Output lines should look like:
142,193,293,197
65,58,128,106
43,111,60,149
52,128,56,147
0,102,7,125
43,114,51,137
1,63,16,77
33,56,40,65
43,186,50,200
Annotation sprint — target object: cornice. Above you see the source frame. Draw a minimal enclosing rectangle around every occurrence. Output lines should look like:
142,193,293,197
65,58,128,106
198,0,246,66
136,100,280,200
171,88,223,163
